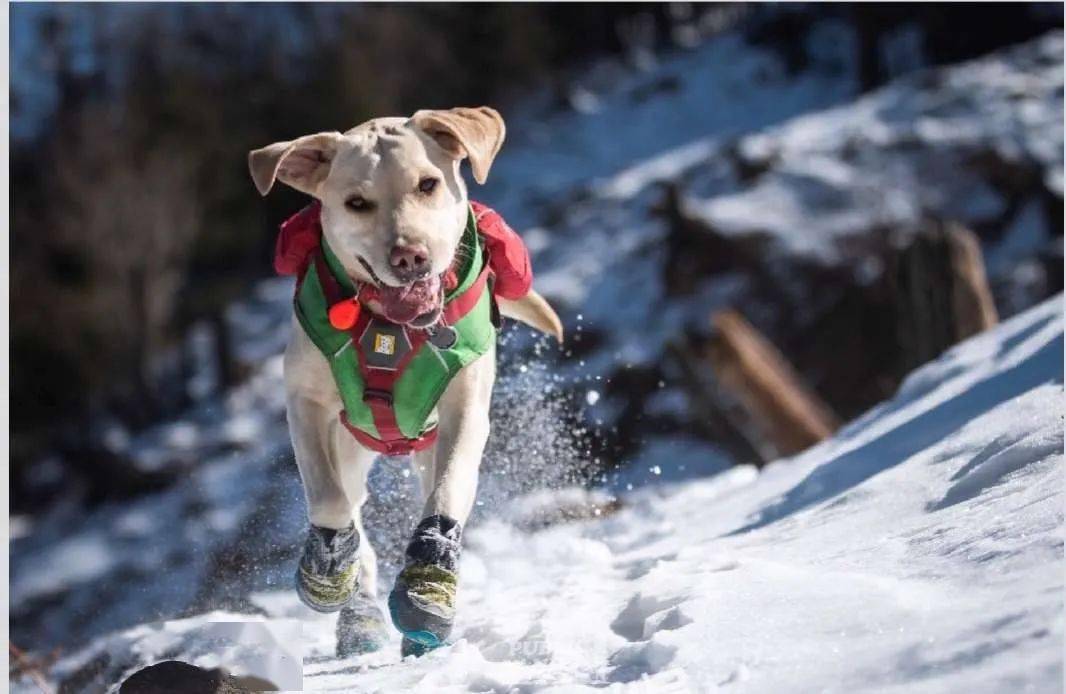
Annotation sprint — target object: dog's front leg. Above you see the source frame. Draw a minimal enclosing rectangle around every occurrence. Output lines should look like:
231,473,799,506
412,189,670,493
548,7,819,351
287,391,365,614
288,388,391,655
284,323,376,618
423,344,495,523
389,345,496,654
288,392,354,531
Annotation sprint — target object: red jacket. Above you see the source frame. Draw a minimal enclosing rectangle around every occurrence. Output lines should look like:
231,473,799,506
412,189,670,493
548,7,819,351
274,200,533,301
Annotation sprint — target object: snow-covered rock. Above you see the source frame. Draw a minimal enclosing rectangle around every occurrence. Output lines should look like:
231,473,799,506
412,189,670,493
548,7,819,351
539,30,1062,349
685,32,1063,262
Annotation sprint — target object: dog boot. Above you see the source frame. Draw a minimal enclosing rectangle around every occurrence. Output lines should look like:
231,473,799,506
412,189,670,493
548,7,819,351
401,636,434,659
388,514,462,652
336,592,391,657
295,522,360,613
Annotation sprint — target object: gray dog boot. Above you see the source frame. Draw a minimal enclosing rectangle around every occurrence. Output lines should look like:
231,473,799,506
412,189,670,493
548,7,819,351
295,522,360,613
336,591,391,657
388,514,463,653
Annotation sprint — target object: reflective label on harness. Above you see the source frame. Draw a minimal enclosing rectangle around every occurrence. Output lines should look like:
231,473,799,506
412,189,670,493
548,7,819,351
374,333,396,355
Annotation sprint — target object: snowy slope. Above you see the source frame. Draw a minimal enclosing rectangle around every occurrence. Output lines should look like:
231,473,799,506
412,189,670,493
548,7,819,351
482,17,860,231
679,31,1064,263
36,296,1063,693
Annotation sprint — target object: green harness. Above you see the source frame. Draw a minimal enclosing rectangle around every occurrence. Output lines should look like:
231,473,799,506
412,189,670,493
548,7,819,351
293,207,496,454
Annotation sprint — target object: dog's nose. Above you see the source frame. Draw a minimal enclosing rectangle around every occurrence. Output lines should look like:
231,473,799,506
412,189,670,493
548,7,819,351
389,243,431,281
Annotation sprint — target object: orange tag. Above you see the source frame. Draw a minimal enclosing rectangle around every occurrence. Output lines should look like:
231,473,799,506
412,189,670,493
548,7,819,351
329,299,361,330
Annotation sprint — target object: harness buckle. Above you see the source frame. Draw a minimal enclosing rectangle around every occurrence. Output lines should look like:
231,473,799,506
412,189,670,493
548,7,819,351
362,389,394,405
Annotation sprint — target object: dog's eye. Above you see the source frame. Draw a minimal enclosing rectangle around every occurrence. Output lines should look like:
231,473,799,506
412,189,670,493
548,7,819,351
417,177,439,195
346,195,375,213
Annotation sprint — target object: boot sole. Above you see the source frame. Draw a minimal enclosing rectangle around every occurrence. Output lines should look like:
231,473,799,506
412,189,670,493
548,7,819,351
388,589,452,649
401,635,438,658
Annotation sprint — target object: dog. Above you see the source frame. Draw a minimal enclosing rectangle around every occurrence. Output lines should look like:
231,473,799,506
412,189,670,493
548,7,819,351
248,107,561,657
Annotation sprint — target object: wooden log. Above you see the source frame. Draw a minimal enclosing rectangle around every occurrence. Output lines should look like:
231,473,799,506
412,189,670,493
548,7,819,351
947,223,999,339
707,310,841,458
894,220,998,373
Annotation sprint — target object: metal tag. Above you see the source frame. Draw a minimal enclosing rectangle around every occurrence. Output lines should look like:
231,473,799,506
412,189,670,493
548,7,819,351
428,325,458,350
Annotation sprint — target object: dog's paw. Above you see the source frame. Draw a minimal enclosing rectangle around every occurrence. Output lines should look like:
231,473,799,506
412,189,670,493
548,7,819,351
336,594,390,658
401,635,437,659
388,563,458,648
295,523,361,613
389,515,463,649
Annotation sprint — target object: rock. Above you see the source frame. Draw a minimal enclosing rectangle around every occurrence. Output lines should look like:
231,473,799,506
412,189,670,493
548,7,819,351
119,660,278,693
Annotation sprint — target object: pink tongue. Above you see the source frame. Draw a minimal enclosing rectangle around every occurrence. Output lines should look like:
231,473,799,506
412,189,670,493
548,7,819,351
377,275,442,324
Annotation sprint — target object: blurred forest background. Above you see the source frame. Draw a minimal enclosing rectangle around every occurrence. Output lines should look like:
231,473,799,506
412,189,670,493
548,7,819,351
10,2,1062,516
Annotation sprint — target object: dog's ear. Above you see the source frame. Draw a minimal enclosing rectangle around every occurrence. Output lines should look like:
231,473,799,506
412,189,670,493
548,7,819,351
248,132,345,196
410,107,505,184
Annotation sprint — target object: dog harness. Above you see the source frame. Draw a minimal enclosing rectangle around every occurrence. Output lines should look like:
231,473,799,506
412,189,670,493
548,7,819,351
277,200,532,455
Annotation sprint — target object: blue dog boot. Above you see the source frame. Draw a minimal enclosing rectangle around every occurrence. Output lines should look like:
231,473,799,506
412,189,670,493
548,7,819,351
388,515,462,654
295,522,360,613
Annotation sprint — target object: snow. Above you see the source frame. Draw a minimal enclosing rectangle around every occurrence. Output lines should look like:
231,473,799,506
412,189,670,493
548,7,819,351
25,295,1063,693
481,19,860,230
988,199,1051,276
687,31,1064,261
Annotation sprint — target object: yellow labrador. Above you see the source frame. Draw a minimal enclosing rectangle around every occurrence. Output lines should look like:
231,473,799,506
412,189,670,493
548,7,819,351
249,107,560,655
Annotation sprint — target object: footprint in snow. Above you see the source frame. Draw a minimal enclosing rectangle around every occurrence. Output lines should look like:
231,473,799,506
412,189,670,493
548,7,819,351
617,552,678,580
610,593,692,642
608,640,679,683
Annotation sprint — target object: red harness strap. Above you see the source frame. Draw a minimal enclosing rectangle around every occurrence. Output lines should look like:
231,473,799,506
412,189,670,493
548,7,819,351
345,320,438,456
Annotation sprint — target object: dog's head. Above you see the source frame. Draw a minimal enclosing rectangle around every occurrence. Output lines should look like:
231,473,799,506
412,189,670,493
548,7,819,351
249,107,505,327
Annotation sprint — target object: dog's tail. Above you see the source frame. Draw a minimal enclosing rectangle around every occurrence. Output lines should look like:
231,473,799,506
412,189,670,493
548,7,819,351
498,289,564,343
